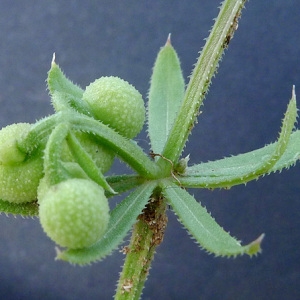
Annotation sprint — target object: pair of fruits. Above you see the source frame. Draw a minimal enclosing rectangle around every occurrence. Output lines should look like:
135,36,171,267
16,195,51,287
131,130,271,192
0,76,145,249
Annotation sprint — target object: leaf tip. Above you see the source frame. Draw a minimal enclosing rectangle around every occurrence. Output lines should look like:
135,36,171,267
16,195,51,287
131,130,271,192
55,246,63,260
246,233,265,256
165,33,172,46
51,53,56,66
292,85,296,99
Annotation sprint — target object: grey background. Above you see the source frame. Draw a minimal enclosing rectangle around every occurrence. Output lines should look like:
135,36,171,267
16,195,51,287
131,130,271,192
0,1,299,299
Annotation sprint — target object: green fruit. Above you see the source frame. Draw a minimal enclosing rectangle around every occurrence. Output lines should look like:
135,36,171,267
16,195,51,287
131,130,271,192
0,157,44,203
83,76,145,139
39,179,110,249
37,176,51,203
0,123,29,165
0,123,44,203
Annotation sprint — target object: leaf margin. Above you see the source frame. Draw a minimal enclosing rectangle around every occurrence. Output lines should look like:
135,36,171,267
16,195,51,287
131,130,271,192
148,34,185,155
180,90,299,189
161,180,264,257
56,181,157,265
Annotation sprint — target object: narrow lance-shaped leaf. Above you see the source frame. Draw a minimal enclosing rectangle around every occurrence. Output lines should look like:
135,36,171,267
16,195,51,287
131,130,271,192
47,55,92,116
148,34,185,155
57,181,157,264
181,130,300,189
18,111,160,179
105,174,145,198
161,180,264,257
47,54,83,98
17,114,60,155
180,88,298,189
43,122,71,185
51,90,93,117
69,112,161,179
66,131,116,194
159,0,247,166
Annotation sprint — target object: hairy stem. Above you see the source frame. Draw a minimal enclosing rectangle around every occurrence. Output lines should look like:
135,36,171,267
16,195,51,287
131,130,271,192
115,193,167,300
159,0,247,166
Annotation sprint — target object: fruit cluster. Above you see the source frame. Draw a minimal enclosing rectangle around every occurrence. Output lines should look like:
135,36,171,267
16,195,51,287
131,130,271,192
0,61,145,249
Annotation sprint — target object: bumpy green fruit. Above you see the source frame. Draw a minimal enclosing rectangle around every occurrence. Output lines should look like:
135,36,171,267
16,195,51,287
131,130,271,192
39,179,110,249
37,176,51,203
0,123,29,165
0,123,44,203
83,76,145,139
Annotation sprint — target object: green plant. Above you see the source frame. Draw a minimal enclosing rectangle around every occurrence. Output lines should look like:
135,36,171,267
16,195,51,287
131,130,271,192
0,0,299,299
39,178,110,249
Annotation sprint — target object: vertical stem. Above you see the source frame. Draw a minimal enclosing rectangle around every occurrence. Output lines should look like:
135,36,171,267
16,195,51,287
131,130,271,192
115,194,167,300
158,0,247,166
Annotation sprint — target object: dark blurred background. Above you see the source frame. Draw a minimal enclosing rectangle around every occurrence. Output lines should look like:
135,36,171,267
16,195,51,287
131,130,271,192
0,1,299,299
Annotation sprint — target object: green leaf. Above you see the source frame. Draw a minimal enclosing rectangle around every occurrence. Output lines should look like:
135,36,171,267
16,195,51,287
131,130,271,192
105,174,145,198
66,131,116,194
271,130,300,171
0,199,38,217
159,0,247,166
43,122,71,185
180,93,299,189
57,181,157,264
148,35,185,155
47,56,93,116
161,180,264,257
17,114,60,155
181,131,300,189
51,90,93,117
69,113,161,179
19,111,161,179
47,54,83,98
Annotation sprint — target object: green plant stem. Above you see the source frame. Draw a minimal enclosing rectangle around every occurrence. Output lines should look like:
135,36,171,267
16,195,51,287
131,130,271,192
159,0,246,166
115,193,167,300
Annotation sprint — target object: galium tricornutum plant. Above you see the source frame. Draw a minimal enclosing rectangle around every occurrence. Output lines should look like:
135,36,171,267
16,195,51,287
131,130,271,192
0,0,299,299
